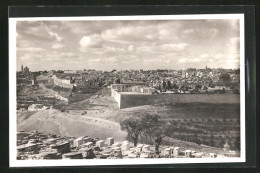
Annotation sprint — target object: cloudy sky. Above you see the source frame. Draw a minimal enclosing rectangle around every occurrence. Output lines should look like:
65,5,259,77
16,19,240,71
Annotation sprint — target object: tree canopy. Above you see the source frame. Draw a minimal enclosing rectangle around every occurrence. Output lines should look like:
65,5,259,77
219,72,231,83
120,114,168,153
140,114,166,154
120,117,142,146
114,78,121,84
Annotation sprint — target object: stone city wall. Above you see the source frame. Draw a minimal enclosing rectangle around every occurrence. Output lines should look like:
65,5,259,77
111,89,240,109
53,80,74,89
111,89,121,107
52,75,74,89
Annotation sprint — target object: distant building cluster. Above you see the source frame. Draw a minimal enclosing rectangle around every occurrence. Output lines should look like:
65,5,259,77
29,66,240,94
16,66,240,110
21,65,30,74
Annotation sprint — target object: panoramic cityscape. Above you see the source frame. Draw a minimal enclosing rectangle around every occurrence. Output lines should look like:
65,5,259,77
15,19,241,160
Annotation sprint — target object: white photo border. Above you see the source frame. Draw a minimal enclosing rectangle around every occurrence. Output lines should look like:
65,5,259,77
9,14,245,167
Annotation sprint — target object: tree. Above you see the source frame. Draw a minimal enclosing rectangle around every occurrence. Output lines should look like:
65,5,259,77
166,80,172,90
203,86,208,90
114,78,121,84
162,80,166,90
233,88,239,94
195,84,202,90
158,84,162,91
180,85,187,92
141,114,166,154
172,83,179,89
219,72,231,83
220,88,226,94
120,117,143,146
219,72,231,86
210,134,214,146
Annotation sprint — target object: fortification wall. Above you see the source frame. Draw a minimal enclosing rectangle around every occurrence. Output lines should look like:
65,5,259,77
53,80,74,89
111,89,121,108
119,93,240,109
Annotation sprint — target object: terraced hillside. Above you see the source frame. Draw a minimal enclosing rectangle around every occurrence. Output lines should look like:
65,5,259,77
17,94,240,150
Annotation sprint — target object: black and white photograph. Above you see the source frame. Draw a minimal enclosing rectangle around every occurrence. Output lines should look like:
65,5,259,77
9,14,245,166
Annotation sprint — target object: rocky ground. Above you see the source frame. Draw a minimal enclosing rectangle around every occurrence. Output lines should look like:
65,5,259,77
17,108,127,141
17,130,239,160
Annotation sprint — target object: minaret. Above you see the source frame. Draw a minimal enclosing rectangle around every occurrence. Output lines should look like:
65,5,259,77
21,65,23,72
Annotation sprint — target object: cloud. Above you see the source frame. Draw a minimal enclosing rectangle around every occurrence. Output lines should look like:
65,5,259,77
16,20,241,71
225,59,239,64
32,52,78,62
188,27,219,39
178,54,216,64
102,22,180,44
52,43,64,49
17,47,46,52
104,46,126,53
178,58,188,63
214,53,223,59
230,37,240,45
104,57,117,63
88,58,102,63
102,26,146,43
48,31,63,42
136,43,189,54
199,54,209,59
144,58,163,63
230,20,240,30
19,54,34,60
79,34,103,50
183,29,194,34
19,53,43,60
227,53,239,60
128,45,134,52
165,43,189,49
209,28,218,37
191,58,202,62
225,37,240,55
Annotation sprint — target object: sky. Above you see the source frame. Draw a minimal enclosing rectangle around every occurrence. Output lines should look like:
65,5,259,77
16,19,240,71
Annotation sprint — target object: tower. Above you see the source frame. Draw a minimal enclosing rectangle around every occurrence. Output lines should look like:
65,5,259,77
24,66,29,73
21,65,23,72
